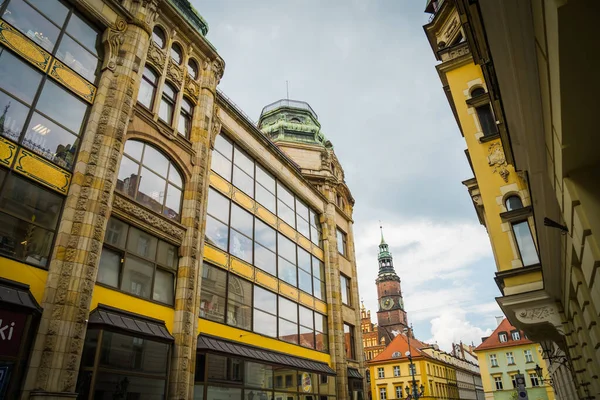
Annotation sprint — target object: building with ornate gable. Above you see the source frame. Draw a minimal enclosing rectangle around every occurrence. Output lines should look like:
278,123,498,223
0,0,365,398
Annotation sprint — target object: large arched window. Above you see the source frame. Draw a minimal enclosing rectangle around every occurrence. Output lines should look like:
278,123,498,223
138,66,158,109
116,140,183,220
152,26,166,49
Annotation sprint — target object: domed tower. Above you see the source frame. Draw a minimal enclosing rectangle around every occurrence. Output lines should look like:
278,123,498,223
376,227,408,343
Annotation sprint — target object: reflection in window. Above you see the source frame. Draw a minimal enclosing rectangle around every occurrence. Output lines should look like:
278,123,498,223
116,140,183,220
159,82,177,124
200,263,227,323
138,65,159,109
0,172,62,267
344,323,355,359
3,0,61,52
152,26,166,49
227,275,252,330
512,221,539,266
170,42,183,64
97,217,178,305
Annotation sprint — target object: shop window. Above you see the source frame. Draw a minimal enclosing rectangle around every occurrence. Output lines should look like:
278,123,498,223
336,228,347,256
158,82,177,125
152,25,166,49
138,65,159,109
77,329,170,399
97,217,178,305
170,42,183,65
344,323,355,359
178,97,193,138
0,172,63,267
116,140,184,220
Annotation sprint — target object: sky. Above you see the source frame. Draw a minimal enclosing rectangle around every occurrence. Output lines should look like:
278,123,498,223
195,0,503,351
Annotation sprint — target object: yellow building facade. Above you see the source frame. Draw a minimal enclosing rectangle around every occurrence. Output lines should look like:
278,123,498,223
424,1,600,399
0,0,365,399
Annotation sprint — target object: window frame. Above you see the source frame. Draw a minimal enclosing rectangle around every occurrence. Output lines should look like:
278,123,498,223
336,228,347,257
178,96,193,138
344,323,356,360
138,64,159,110
170,41,183,65
393,365,400,377
377,367,384,379
340,273,351,306
529,373,540,387
506,351,515,365
489,354,498,367
511,330,521,341
524,349,533,363
498,332,508,343
152,25,166,49
494,377,503,390
158,81,177,125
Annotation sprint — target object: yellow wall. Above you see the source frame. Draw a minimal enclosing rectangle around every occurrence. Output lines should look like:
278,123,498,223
1,257,48,303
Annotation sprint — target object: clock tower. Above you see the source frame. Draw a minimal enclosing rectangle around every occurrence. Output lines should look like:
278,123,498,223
376,227,409,344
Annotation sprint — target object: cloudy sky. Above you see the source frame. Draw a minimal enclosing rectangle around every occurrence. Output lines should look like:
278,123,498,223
196,0,502,350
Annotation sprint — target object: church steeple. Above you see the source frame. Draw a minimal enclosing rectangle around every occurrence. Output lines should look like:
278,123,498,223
377,226,397,277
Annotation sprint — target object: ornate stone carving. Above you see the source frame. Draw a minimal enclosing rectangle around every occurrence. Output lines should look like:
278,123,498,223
487,142,509,182
212,58,225,84
210,105,221,149
519,307,555,321
113,195,185,242
514,303,565,336
126,0,160,36
184,76,200,101
147,40,165,69
471,194,483,207
167,60,183,87
101,18,127,72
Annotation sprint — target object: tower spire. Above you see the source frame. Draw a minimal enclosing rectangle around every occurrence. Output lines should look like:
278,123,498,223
379,222,386,245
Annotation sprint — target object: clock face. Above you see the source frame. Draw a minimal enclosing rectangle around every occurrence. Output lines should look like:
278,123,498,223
380,297,394,310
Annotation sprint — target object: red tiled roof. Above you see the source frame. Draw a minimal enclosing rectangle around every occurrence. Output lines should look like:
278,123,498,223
368,334,431,363
475,318,533,351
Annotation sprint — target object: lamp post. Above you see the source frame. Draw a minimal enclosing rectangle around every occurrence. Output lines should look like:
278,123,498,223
403,325,425,399
534,364,554,386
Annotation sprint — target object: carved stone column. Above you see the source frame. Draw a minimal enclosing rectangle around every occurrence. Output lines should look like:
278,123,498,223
168,58,224,400
22,2,160,399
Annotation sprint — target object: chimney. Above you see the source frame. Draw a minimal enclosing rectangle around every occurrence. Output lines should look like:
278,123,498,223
495,316,504,326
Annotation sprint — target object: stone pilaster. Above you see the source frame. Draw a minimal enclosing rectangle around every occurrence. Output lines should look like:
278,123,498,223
168,56,224,399
22,2,159,399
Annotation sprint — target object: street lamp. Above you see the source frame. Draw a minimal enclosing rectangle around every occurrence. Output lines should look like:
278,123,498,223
535,364,554,386
403,325,425,399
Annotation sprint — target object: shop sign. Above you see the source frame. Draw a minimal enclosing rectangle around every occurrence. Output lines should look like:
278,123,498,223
0,309,27,357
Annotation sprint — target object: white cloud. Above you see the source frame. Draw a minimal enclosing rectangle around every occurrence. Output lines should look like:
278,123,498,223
427,307,495,352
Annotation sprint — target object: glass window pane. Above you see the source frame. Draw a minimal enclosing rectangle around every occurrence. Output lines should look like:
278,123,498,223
65,13,99,55
200,264,227,322
93,371,166,399
313,277,324,301
0,90,30,142
205,215,228,251
316,332,328,352
256,184,276,214
168,164,183,187
138,78,155,108
253,309,276,337
56,34,98,81
158,98,174,124
230,203,253,237
278,297,297,323
254,218,276,251
126,226,158,259
0,174,62,229
187,59,198,79
254,286,276,312
476,104,497,136
234,147,254,176
278,318,298,344
0,211,54,266
315,313,327,334
157,241,177,269
298,269,312,294
207,188,230,223
23,112,78,169
116,155,139,197
206,387,241,400
136,167,166,214
152,26,165,48
164,184,181,219
277,201,295,227
340,275,349,304
278,257,296,287
299,306,313,328
227,299,252,330
170,43,182,64
299,325,315,349
210,150,231,181
278,234,296,264
27,0,68,26
254,243,276,276
121,255,154,298
277,182,294,208
295,199,309,220
297,217,310,238
178,112,190,137
214,135,232,160
124,140,143,161
310,226,320,246
274,369,297,390
230,229,252,264
297,248,311,273
255,165,275,193
153,268,174,305
162,83,176,100
3,0,60,52
233,167,254,197
0,49,43,105
245,363,273,389
36,80,87,133
312,257,325,280
513,221,540,266
104,217,128,248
